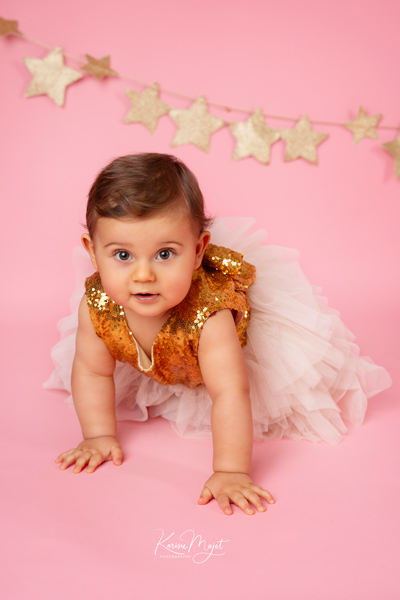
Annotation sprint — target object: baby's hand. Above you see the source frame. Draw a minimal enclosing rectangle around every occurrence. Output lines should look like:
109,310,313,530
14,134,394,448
198,471,275,516
55,436,123,474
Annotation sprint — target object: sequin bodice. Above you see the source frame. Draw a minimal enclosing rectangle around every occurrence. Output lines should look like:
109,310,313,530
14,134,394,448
85,244,255,388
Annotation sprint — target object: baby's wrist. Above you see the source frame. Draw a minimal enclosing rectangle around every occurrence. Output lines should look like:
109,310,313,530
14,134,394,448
213,467,251,477
213,455,251,475
83,434,117,440
81,429,117,440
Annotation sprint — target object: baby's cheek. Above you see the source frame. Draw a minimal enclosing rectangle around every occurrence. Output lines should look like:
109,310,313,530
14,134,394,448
169,275,193,301
102,278,126,304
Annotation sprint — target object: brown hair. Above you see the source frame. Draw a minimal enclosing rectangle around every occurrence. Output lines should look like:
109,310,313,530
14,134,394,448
86,153,212,237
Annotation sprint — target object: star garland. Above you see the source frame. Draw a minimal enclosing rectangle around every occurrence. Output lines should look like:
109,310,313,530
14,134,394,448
170,96,225,152
344,106,382,144
280,115,328,164
0,17,21,36
2,16,400,177
124,83,170,134
382,135,400,178
23,46,82,106
81,54,118,79
229,108,281,164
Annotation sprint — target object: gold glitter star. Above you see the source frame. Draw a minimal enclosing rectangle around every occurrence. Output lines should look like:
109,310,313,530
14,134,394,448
280,115,328,164
382,133,400,178
0,17,21,36
23,46,83,107
344,106,382,144
124,83,170,134
169,96,225,152
229,108,280,164
81,54,118,79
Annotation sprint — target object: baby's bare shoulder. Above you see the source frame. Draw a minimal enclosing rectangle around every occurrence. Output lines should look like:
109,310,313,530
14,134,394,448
75,294,115,373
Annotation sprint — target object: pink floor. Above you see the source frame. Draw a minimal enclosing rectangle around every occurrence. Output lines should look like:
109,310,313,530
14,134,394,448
1,1,400,598
2,315,399,599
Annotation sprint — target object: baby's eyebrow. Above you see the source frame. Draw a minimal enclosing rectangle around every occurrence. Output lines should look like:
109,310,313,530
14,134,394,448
160,241,184,246
104,242,128,247
103,240,185,248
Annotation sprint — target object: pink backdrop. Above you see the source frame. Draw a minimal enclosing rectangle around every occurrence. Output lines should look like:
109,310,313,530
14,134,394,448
1,1,399,598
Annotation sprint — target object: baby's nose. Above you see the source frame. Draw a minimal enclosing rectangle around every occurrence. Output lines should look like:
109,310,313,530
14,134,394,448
132,260,155,282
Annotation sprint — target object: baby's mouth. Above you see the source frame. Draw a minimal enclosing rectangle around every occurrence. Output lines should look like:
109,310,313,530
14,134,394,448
133,293,159,303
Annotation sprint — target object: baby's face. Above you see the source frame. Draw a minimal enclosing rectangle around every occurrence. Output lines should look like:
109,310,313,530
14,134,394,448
83,212,210,321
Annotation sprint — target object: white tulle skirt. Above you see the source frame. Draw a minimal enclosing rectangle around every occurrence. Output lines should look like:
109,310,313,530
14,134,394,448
44,218,392,444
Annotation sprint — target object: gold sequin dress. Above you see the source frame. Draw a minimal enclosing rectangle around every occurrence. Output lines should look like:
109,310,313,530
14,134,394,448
44,217,391,443
85,244,255,389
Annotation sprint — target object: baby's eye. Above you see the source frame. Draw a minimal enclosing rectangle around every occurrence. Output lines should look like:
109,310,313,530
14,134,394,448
115,251,131,261
156,249,174,261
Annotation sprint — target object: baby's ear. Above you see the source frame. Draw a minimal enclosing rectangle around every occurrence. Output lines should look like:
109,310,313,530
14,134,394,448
81,234,98,270
194,230,211,269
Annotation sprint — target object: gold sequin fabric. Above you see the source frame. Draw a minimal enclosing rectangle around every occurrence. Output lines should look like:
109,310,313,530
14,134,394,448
85,243,256,388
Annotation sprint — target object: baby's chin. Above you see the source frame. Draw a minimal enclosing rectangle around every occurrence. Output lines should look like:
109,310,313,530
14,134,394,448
125,297,178,320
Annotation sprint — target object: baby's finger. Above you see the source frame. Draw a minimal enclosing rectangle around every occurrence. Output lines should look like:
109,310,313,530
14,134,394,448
215,492,233,515
232,493,255,515
55,449,78,464
57,451,81,470
198,486,213,505
86,453,105,474
72,451,93,474
250,485,275,504
111,445,123,466
242,489,267,512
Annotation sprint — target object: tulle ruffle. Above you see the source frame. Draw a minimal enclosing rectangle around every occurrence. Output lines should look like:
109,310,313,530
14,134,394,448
44,218,392,444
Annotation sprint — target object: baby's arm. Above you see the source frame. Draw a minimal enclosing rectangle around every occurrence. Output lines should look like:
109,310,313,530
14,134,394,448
197,309,274,515
55,295,122,473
